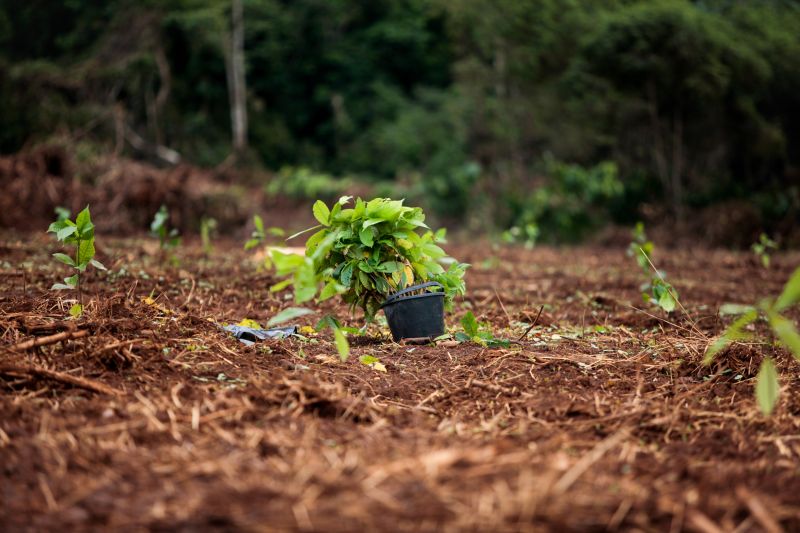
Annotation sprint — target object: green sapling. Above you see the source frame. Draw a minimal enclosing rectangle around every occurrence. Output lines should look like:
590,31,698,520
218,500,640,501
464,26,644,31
47,205,106,317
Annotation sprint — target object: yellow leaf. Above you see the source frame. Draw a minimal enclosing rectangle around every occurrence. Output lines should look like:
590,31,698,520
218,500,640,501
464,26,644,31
299,325,317,336
403,265,415,287
237,318,263,329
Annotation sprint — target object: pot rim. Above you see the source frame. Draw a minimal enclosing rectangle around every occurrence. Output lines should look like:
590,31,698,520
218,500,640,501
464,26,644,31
380,290,444,309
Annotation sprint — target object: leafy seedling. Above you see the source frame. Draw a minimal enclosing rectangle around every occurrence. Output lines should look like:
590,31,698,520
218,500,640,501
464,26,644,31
705,266,800,415
200,216,217,256
244,214,285,250
150,205,180,264
455,311,510,348
751,233,777,268
627,222,678,313
47,205,106,317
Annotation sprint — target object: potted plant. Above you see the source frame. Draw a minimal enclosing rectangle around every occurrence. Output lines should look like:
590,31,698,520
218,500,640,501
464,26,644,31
271,196,467,341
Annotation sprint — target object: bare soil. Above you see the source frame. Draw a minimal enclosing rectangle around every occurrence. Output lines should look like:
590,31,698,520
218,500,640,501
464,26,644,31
2,232,799,532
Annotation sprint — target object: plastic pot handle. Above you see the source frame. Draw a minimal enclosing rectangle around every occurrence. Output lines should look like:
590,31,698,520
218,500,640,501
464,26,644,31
383,281,443,305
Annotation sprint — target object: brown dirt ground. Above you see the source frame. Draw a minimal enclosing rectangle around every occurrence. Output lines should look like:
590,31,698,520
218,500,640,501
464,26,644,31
2,231,800,532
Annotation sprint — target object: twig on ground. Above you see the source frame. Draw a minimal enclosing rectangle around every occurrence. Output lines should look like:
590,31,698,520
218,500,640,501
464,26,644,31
8,329,89,351
735,486,784,533
552,429,630,494
0,364,123,396
517,305,544,341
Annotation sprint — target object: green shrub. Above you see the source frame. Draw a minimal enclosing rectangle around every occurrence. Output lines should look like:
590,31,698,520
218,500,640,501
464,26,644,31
271,196,468,322
506,158,623,243
265,167,356,200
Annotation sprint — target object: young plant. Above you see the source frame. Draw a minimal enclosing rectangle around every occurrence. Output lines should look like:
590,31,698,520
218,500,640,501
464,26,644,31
150,205,180,264
270,197,467,352
200,216,217,257
47,206,106,317
244,215,285,250
705,267,800,415
455,311,510,348
151,205,180,250
751,233,777,268
627,222,678,313
244,215,285,270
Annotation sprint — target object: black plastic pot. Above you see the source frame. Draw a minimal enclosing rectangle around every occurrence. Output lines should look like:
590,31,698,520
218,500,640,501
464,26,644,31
381,282,445,341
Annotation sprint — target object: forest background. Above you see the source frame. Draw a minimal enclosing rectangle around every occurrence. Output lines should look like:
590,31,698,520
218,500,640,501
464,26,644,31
1,0,798,245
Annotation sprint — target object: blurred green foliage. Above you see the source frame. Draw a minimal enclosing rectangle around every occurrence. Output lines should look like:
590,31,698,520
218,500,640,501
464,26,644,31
1,0,799,240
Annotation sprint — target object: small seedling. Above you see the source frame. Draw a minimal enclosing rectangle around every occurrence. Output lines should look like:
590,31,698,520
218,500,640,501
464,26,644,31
151,205,180,250
150,205,180,264
627,222,678,313
455,311,510,348
47,205,106,317
244,215,285,271
200,216,217,256
244,215,285,250
627,222,653,270
706,267,800,415
501,223,539,249
751,233,777,268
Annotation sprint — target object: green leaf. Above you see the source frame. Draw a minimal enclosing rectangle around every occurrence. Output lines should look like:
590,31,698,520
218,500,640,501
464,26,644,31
304,228,328,256
57,225,77,241
244,239,260,250
657,289,676,313
313,200,331,226
90,259,107,271
271,250,305,276
53,253,75,266
775,267,800,312
64,274,79,287
340,263,354,287
334,327,349,361
704,309,758,364
75,206,91,230
48,220,69,234
266,307,315,327
77,238,95,266
359,227,374,247
51,283,73,290
756,358,779,416
151,205,169,233
316,315,341,331
767,311,800,360
362,218,383,229
454,332,471,343
461,311,479,337
319,280,344,301
253,215,264,233
69,303,83,318
376,261,403,273
294,263,319,303
719,303,756,316
269,279,293,293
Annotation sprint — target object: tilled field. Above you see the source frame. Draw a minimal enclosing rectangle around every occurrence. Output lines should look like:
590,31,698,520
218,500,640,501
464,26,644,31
2,233,799,531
